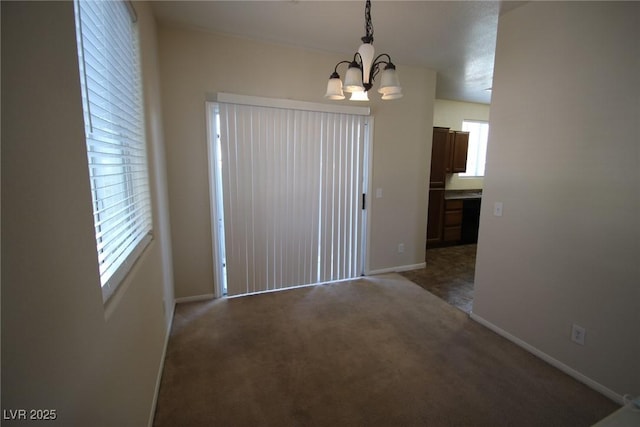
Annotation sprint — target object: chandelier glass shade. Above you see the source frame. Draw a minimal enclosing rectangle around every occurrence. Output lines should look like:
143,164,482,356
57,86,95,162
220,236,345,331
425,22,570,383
324,0,402,101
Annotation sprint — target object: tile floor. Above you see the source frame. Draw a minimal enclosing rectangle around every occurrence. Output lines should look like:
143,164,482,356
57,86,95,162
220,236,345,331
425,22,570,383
399,244,476,313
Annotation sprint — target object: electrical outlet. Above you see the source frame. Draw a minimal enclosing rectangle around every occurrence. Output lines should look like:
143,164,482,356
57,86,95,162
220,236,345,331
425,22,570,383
376,188,383,198
398,243,405,253
571,323,586,345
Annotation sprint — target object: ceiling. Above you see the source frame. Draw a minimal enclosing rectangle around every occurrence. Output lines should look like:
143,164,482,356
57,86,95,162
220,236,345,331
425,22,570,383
151,1,523,105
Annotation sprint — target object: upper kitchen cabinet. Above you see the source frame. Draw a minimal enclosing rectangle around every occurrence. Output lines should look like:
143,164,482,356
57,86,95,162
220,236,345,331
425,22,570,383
430,127,469,179
446,130,469,174
430,127,450,187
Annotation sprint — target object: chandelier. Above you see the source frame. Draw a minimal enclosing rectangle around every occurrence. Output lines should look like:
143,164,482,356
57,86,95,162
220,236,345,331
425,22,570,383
325,0,402,101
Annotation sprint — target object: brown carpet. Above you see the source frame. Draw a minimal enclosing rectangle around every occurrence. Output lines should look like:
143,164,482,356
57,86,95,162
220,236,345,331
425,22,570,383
153,274,617,426
401,244,477,313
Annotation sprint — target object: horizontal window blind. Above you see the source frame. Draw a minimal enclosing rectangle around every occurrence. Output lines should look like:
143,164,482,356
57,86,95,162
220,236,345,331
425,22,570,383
218,102,367,296
75,0,152,301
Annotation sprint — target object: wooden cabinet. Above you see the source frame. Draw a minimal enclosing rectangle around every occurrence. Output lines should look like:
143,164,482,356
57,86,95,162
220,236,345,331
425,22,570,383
429,127,449,188
450,131,469,173
427,128,449,247
427,127,470,248
432,127,469,177
443,199,463,243
426,188,445,245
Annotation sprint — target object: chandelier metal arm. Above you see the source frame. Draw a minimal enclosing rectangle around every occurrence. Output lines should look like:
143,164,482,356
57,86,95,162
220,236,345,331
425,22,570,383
372,53,392,66
352,52,363,66
330,60,352,78
369,53,394,82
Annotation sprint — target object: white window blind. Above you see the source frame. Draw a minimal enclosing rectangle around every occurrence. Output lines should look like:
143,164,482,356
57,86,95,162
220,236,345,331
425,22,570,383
74,0,152,302
217,102,367,296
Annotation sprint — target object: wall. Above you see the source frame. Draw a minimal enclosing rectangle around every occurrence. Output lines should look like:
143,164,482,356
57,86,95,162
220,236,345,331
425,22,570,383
157,25,436,298
473,2,640,399
142,3,175,327
433,99,490,130
1,2,174,426
433,99,490,190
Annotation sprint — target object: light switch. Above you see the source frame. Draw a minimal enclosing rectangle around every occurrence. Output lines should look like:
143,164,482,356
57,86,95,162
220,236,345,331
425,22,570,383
376,188,383,198
493,202,503,217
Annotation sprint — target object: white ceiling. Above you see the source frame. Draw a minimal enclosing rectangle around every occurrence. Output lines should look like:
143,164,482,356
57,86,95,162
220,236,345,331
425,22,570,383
151,1,523,104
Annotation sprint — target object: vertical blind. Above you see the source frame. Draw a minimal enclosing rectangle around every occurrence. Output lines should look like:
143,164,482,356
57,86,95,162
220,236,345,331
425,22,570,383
74,0,152,301
218,103,367,296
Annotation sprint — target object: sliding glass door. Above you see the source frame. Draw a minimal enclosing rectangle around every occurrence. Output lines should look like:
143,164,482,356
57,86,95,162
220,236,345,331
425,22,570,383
209,99,369,297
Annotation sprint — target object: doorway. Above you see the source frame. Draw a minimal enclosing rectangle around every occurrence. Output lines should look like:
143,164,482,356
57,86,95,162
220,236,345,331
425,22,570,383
206,96,371,297
422,113,489,312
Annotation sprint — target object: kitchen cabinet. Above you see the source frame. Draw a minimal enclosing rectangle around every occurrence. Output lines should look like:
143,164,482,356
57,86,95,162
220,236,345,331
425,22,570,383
443,199,463,243
429,127,449,188
426,128,448,246
445,131,469,174
427,127,470,248
431,127,469,178
426,188,445,246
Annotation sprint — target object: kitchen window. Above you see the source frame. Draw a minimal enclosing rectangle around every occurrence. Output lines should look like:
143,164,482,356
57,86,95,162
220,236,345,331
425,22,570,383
459,120,489,177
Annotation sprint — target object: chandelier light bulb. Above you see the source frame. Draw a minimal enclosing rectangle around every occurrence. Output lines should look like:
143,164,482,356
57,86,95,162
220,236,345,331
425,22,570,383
350,90,370,101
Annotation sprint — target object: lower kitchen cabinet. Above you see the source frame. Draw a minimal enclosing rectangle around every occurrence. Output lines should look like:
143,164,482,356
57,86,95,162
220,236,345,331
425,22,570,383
426,188,445,246
427,195,481,248
443,199,463,243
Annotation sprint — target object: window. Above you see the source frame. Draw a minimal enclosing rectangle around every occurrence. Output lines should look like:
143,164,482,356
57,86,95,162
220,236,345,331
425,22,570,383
74,0,152,302
459,120,489,177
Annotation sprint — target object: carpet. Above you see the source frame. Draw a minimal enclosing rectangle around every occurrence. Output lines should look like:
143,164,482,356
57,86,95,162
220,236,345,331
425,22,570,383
153,274,617,426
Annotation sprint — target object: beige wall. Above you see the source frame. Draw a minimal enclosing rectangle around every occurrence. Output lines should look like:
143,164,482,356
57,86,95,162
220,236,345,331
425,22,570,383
157,25,436,297
433,99,490,190
433,99,490,130
142,3,175,326
2,2,173,425
473,2,639,399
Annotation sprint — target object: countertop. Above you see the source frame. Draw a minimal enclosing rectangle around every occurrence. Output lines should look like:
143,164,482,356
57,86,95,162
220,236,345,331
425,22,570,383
444,190,483,200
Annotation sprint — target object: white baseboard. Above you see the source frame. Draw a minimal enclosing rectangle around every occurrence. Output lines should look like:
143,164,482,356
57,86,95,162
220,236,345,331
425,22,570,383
367,262,426,276
175,293,215,304
148,301,176,427
469,312,623,405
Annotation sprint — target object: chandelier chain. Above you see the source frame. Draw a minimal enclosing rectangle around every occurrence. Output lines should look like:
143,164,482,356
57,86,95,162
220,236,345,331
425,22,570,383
363,0,374,43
